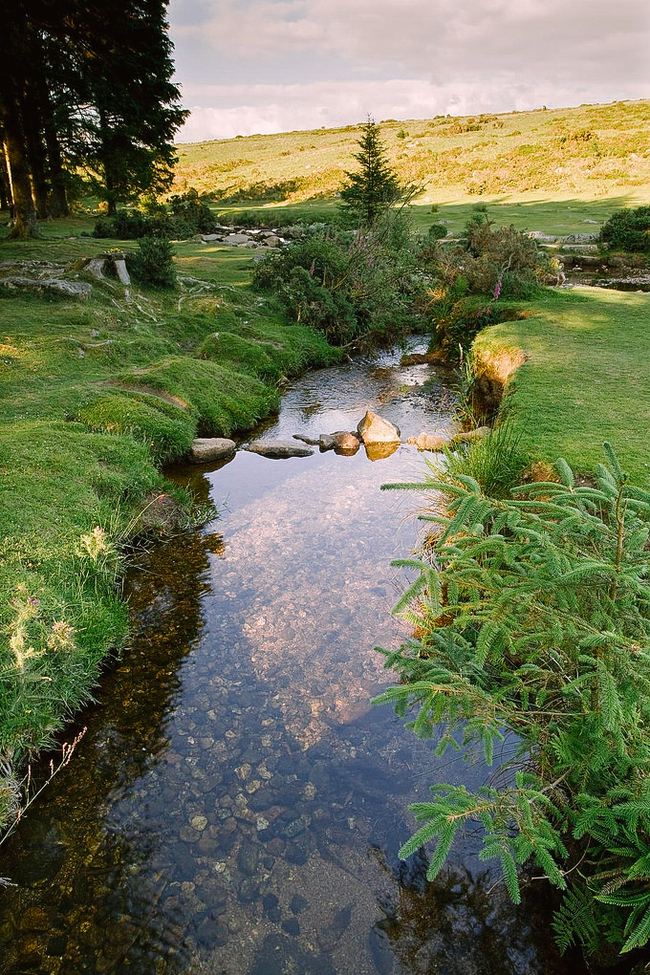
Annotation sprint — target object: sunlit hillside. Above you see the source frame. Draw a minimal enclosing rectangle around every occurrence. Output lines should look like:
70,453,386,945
173,100,650,210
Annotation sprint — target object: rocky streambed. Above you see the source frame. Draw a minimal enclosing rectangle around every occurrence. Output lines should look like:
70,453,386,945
0,342,586,975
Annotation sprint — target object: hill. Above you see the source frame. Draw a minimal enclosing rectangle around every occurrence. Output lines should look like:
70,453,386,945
173,100,650,220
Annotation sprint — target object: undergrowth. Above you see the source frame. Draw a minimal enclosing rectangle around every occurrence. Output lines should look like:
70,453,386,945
377,444,650,959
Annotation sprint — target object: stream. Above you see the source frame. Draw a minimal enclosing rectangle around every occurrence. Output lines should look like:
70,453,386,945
0,341,586,975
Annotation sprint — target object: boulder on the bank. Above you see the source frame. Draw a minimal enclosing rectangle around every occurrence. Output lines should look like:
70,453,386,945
225,233,252,246
407,432,450,452
356,411,401,445
246,440,314,458
190,438,237,463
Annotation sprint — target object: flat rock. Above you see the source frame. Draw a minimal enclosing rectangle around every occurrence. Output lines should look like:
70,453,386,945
190,438,236,462
0,276,92,299
356,411,400,445
246,440,314,459
407,432,450,452
225,233,251,245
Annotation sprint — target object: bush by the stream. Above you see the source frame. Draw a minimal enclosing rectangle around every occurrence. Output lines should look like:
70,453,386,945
601,205,650,253
378,445,650,959
92,190,217,241
252,214,426,345
420,211,551,357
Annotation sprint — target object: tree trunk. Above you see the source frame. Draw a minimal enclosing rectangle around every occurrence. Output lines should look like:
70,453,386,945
20,91,50,220
0,90,40,238
0,143,10,211
44,124,69,217
35,73,69,217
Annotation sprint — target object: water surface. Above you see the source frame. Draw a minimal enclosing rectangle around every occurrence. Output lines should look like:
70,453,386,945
0,344,585,975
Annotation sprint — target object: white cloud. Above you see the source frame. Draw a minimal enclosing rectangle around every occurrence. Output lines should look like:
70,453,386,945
168,0,650,141
176,76,639,142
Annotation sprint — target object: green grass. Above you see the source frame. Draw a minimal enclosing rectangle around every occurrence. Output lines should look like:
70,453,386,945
472,287,650,483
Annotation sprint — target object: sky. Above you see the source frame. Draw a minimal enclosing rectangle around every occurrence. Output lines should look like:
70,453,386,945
167,0,650,143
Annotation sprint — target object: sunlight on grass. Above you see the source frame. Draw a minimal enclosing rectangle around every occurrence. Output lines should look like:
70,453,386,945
474,287,650,482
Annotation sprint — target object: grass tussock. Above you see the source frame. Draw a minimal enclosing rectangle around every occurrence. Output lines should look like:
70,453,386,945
443,421,530,499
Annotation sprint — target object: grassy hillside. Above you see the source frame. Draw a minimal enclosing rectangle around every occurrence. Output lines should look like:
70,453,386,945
173,100,650,230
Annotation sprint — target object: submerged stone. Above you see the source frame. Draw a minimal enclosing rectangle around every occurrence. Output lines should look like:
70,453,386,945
407,432,450,451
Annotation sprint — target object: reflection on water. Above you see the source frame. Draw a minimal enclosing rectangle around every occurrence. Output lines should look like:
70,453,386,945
0,344,586,975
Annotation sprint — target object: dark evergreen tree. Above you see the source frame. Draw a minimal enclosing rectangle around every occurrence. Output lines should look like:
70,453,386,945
75,0,188,214
0,0,42,237
0,0,188,234
339,117,401,227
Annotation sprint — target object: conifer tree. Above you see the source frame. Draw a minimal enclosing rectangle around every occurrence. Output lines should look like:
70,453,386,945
339,117,401,227
377,444,650,957
0,0,187,233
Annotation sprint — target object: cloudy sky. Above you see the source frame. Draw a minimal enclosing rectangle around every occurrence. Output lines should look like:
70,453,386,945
168,0,650,143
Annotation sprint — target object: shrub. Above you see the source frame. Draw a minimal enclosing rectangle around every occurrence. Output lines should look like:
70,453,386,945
601,206,650,253
252,215,426,345
419,211,550,357
377,445,650,958
166,189,217,236
427,223,448,242
92,190,216,241
93,209,157,240
127,237,177,289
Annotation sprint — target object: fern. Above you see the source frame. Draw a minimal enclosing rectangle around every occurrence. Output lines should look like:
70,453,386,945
552,885,600,954
377,445,650,958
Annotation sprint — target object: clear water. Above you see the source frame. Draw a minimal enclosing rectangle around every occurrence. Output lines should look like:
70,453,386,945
0,343,584,975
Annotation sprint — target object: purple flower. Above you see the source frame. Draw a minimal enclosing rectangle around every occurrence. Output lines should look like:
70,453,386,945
493,280,502,301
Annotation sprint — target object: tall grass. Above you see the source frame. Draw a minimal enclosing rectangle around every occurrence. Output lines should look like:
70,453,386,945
443,421,529,499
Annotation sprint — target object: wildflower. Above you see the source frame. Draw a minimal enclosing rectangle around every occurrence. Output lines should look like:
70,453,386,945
46,620,75,651
493,279,502,300
80,525,111,560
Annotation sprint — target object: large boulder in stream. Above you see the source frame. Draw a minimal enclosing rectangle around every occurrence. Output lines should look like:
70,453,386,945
356,411,401,446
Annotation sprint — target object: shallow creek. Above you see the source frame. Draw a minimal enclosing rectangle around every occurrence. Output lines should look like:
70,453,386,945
0,343,586,975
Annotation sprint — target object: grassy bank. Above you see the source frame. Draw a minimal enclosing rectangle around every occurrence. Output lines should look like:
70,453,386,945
472,286,650,482
0,217,340,828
